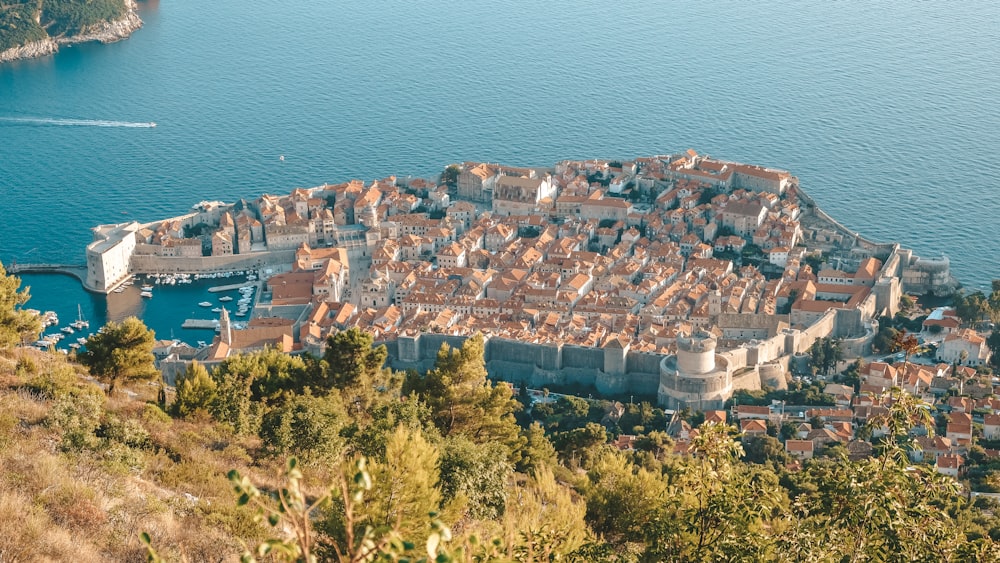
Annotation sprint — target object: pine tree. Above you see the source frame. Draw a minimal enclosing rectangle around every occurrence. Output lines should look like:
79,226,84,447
517,421,558,475
172,360,216,417
79,316,157,396
503,464,589,559
408,334,525,461
364,426,442,541
0,261,42,348
259,390,346,465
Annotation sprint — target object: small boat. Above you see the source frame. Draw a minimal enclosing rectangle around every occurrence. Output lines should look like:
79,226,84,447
235,310,247,317
198,301,212,307
219,296,233,302
113,287,125,293
69,343,80,350
141,284,154,291
140,291,153,298
77,337,88,345
61,326,74,334
71,304,89,329
150,122,156,127
211,307,222,313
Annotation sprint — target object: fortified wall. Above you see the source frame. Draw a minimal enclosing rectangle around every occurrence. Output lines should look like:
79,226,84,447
380,302,866,409
797,188,955,296
386,333,665,397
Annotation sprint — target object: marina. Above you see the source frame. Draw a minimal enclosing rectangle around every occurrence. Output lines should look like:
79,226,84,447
17,271,258,353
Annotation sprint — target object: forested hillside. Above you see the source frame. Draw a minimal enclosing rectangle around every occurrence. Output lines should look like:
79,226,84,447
0,0,127,51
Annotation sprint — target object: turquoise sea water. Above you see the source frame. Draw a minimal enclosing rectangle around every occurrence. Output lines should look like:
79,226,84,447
1,0,998,344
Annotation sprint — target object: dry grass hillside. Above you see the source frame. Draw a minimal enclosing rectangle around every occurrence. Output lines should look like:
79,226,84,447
0,347,323,562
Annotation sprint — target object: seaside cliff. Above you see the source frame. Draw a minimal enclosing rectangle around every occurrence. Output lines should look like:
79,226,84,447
0,0,142,64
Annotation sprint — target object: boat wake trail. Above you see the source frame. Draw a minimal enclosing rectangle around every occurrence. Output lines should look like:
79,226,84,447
0,117,156,128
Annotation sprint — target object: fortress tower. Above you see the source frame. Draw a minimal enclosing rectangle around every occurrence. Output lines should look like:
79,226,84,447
658,330,733,411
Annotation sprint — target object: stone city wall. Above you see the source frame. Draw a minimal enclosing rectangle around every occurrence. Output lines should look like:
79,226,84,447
385,332,661,397
130,249,297,275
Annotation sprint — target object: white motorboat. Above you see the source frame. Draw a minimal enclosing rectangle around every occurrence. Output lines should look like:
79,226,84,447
140,291,153,298
199,301,213,307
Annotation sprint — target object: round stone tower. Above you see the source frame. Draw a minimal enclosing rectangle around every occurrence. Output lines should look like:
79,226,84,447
676,330,718,374
658,330,733,411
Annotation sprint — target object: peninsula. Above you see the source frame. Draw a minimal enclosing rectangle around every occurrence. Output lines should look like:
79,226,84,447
83,151,961,410
0,0,141,63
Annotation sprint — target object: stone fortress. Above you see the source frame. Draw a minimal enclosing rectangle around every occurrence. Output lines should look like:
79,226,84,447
84,152,959,409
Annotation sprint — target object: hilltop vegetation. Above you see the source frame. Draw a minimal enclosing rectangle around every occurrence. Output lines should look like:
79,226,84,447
0,0,127,52
3,265,1000,561
3,340,1000,561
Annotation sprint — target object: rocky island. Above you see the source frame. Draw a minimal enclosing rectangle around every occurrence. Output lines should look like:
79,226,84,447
0,0,142,63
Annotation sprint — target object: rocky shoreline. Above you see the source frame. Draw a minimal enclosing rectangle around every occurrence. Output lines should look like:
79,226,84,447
0,0,143,64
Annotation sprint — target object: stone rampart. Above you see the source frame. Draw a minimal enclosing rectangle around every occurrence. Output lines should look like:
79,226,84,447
130,250,296,275
383,331,661,397
732,368,763,392
562,345,607,371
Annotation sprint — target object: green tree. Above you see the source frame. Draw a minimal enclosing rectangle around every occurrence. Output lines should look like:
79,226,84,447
321,328,390,415
803,253,824,273
633,430,674,461
517,421,558,475
439,436,512,521
0,261,42,348
955,291,990,326
442,164,461,186
743,435,788,466
321,328,387,390
79,316,157,396
555,422,608,467
988,331,1000,369
871,325,900,354
989,281,1000,326
209,349,311,434
259,391,347,465
777,392,964,561
809,337,844,375
647,423,783,561
808,338,825,375
503,464,590,559
361,426,443,543
405,334,524,460
584,450,666,547
172,361,217,417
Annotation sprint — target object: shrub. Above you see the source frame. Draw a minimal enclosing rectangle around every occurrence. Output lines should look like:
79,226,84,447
24,363,79,400
15,355,37,376
47,392,105,452
141,403,173,430
99,413,151,450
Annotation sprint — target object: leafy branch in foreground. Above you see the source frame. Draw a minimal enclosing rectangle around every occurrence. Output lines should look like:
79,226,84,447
143,457,456,563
